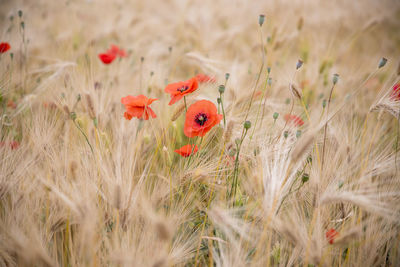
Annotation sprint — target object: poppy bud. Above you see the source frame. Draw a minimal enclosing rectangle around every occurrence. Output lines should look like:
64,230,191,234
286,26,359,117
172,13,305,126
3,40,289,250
217,97,221,104
10,15,14,21
225,73,230,81
267,78,272,86
10,53,13,60
322,99,327,108
259,14,265,26
273,112,279,120
70,112,77,121
140,56,144,63
267,66,271,74
296,59,303,70
18,10,23,18
283,131,289,138
302,173,309,183
332,73,339,85
296,130,302,138
244,120,251,130
20,21,25,29
218,85,225,94
297,17,304,31
338,181,344,189
235,138,241,146
378,57,387,68
290,83,302,99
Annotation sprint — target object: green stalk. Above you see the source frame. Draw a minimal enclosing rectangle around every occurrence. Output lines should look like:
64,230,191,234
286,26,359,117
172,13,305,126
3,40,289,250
220,92,226,127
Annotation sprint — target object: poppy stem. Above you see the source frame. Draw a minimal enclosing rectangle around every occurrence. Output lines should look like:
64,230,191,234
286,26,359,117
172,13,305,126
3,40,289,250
184,96,188,113
231,127,249,207
396,108,400,174
219,92,226,127
321,83,336,173
72,120,94,154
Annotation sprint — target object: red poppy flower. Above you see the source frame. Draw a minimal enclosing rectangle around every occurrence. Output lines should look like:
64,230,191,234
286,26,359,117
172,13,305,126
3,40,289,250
325,228,339,244
174,144,198,157
195,73,216,83
0,42,11,53
107,44,127,58
10,141,19,150
184,100,223,138
98,52,116,64
390,83,400,101
121,94,158,120
7,100,16,109
284,114,304,127
164,77,199,105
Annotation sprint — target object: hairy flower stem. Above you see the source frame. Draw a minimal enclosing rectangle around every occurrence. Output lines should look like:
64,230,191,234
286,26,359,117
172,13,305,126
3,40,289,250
396,108,400,174
230,127,249,206
219,92,226,127
184,95,188,113
321,83,336,172
250,72,270,140
243,25,265,123
72,119,94,154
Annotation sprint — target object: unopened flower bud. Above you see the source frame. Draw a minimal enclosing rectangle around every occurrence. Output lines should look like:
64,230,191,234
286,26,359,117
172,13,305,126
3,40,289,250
332,73,339,85
378,57,387,68
283,131,289,138
18,10,23,18
235,138,241,146
259,14,265,26
244,120,251,130
70,112,77,121
225,73,230,81
296,59,303,70
20,21,25,29
217,97,221,104
267,78,272,86
322,99,327,108
302,173,309,183
273,112,279,120
218,85,225,94
267,66,271,74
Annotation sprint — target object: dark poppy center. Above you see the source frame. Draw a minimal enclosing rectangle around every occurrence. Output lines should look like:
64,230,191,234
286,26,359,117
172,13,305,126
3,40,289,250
177,85,189,92
195,113,208,126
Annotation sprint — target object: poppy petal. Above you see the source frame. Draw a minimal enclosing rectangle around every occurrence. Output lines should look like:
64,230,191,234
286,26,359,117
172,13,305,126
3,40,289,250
0,42,11,53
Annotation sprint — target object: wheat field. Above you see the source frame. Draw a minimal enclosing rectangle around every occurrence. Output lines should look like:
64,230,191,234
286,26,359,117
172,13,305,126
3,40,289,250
1,0,400,266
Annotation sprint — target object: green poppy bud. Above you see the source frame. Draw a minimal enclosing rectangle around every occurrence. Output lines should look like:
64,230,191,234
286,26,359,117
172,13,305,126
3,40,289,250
259,14,265,26
218,85,225,94
244,120,251,130
378,57,387,68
